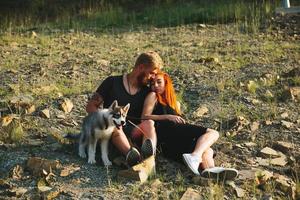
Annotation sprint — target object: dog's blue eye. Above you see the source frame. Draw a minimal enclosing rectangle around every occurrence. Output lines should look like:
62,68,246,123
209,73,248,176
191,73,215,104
113,113,121,118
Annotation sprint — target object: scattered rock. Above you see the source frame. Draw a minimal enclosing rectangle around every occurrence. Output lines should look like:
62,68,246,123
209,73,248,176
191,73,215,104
60,165,80,177
265,120,272,125
255,157,269,166
118,156,155,183
250,121,260,132
56,114,66,119
61,98,73,113
10,165,24,180
280,112,289,119
238,169,257,180
193,106,209,118
38,179,52,192
8,187,27,197
270,155,287,166
273,141,294,153
0,179,11,190
9,95,34,108
243,142,257,147
41,109,50,119
150,179,162,190
260,147,279,158
1,114,19,127
26,105,36,114
180,188,201,200
281,120,293,129
26,157,60,176
274,173,296,199
289,87,300,102
226,181,245,198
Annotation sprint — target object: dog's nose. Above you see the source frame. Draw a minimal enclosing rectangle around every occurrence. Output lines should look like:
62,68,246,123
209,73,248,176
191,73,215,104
121,121,126,126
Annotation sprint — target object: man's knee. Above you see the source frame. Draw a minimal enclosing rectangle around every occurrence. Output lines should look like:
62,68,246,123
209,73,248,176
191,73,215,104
141,119,155,129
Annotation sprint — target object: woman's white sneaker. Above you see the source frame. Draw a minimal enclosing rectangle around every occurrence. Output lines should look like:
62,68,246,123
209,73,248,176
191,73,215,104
182,153,201,175
201,167,238,181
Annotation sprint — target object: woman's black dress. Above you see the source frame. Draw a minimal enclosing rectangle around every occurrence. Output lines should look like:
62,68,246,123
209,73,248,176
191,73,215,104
153,103,207,162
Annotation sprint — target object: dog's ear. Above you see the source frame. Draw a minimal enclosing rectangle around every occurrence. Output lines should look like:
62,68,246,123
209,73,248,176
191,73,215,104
109,100,118,110
123,103,130,114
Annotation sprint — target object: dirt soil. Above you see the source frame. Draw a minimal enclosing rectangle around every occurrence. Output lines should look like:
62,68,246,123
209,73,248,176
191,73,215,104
0,14,299,199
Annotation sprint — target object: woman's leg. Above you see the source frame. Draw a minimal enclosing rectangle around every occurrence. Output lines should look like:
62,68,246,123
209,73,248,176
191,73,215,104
182,128,219,175
191,128,219,161
200,148,215,170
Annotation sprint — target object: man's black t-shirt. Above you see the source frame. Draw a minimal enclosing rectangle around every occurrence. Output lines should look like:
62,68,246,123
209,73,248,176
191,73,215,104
96,75,150,124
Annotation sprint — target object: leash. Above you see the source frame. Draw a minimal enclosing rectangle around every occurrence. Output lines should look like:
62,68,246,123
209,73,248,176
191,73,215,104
127,119,148,135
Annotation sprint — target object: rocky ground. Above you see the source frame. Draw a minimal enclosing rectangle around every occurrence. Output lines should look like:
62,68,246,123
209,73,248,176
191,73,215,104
0,14,299,199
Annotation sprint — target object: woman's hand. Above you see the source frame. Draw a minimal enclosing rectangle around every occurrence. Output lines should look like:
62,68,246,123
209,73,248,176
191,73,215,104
165,115,185,124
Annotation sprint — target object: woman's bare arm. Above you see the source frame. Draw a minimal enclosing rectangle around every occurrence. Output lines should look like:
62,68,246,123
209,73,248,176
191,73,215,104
142,92,185,123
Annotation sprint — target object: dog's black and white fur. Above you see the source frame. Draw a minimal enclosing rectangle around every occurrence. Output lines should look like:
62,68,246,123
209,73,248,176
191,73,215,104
78,100,130,166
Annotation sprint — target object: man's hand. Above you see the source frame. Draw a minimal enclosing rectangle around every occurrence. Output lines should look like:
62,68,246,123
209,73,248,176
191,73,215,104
165,115,185,124
86,93,103,113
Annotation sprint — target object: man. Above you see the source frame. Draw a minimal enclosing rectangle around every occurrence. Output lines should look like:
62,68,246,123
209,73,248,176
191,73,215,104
86,51,163,166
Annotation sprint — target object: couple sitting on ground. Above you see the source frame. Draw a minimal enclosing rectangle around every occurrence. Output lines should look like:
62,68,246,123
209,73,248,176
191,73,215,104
86,51,238,180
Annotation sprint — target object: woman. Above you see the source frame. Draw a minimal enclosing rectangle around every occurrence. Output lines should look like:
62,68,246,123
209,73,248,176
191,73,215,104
142,72,238,179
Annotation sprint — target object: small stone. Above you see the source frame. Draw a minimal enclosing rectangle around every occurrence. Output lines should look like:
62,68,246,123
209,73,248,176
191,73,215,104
274,174,296,199
280,112,289,119
250,121,260,132
9,187,27,197
41,109,50,119
180,188,201,200
255,157,269,166
60,165,80,177
27,157,60,176
273,141,294,153
151,179,162,190
238,169,257,180
61,98,73,113
235,187,245,197
56,114,66,119
281,120,293,129
26,105,35,114
260,147,279,158
270,156,287,166
290,87,300,102
243,142,257,147
10,165,23,180
265,120,272,125
193,106,209,118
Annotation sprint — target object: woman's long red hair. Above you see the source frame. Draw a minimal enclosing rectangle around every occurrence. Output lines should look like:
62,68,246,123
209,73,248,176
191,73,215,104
155,72,181,115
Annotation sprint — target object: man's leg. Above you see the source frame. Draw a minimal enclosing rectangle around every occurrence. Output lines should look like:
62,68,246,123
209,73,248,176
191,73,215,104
111,128,131,155
111,128,142,166
131,120,156,158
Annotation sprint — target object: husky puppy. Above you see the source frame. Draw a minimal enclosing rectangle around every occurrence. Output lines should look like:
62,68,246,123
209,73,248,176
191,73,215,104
79,100,130,166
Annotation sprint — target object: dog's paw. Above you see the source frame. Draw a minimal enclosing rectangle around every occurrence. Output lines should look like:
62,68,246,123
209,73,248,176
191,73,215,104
79,152,86,158
103,160,112,166
88,158,96,164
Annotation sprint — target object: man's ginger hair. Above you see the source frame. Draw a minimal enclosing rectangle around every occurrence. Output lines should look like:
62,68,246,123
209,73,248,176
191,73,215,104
134,51,163,70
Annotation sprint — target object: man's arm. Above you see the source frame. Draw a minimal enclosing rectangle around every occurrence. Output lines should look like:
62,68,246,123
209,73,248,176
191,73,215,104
86,92,103,113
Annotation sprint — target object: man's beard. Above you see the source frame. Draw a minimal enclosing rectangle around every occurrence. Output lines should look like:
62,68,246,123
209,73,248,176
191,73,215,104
137,72,148,86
